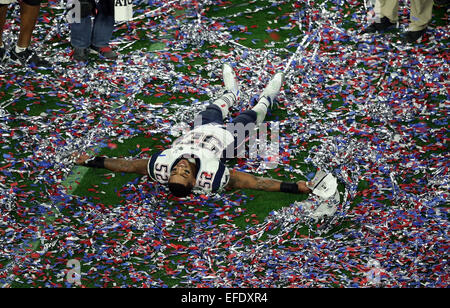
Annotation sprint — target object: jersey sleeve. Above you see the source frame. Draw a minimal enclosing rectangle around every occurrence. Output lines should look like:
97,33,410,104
215,165,230,192
212,163,230,192
196,161,230,193
147,151,170,184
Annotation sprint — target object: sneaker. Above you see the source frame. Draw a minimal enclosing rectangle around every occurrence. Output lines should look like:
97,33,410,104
90,45,118,60
260,72,284,108
361,16,396,34
10,47,50,68
0,46,6,62
222,63,240,99
72,47,89,62
400,28,427,44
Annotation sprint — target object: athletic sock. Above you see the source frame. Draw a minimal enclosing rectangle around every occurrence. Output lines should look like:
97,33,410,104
213,92,236,119
252,96,272,124
15,44,27,53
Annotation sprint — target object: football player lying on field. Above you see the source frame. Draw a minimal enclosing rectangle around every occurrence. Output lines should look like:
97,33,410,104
74,64,315,197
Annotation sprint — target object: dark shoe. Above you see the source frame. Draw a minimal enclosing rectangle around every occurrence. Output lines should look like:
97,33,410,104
10,47,50,68
434,0,450,7
90,45,118,60
72,47,89,62
401,28,427,44
361,16,396,34
0,46,6,62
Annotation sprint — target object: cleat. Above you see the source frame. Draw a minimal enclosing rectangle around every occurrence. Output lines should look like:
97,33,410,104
251,71,285,124
222,63,240,99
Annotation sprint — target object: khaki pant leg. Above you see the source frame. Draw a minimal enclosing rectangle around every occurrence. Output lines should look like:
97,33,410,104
409,0,434,31
378,0,400,22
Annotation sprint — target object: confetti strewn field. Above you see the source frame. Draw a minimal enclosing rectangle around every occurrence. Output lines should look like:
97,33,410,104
0,0,448,288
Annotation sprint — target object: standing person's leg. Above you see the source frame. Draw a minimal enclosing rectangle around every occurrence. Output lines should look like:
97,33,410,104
70,16,93,48
0,3,8,60
0,3,8,45
379,0,400,22
361,0,398,33
69,15,93,61
91,12,114,48
401,0,433,43
90,0,117,59
69,0,95,61
9,0,49,66
409,0,434,31
16,1,39,49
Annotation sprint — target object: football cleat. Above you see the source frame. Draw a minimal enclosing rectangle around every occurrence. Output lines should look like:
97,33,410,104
260,72,284,109
222,63,240,99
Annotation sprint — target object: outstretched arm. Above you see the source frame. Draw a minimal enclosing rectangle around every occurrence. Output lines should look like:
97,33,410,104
74,153,149,175
226,169,311,194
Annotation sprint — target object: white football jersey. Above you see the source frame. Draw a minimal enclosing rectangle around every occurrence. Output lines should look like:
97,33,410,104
147,124,234,192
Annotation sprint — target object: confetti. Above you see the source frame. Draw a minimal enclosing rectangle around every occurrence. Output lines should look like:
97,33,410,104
0,0,448,288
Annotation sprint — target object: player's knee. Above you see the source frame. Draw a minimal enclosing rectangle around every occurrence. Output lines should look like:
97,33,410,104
206,104,222,111
22,0,41,6
235,110,258,124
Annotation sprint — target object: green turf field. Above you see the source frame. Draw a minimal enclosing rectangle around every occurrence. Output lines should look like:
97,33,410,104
0,0,448,289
